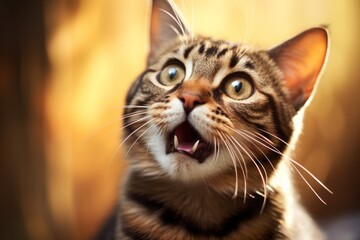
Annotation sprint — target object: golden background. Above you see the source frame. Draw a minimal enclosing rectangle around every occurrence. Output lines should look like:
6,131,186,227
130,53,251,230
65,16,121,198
1,0,360,239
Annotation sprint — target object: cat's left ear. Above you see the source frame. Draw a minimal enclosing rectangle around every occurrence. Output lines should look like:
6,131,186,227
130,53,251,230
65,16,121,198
149,0,190,64
269,27,329,110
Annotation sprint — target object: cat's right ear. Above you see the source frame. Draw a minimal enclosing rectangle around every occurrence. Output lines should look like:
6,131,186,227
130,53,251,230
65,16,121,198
149,0,190,65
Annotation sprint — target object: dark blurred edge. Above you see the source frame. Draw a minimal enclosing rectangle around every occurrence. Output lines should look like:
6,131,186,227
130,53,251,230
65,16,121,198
0,0,53,239
95,206,117,240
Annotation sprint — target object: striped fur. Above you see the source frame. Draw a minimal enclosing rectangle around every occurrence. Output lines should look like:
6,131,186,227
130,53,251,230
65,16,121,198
108,1,329,239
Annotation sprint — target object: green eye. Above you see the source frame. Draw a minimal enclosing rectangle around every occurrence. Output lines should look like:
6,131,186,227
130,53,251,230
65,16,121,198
222,76,253,100
158,64,185,86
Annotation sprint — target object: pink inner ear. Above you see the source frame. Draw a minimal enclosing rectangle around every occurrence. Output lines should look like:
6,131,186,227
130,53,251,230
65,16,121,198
270,28,329,109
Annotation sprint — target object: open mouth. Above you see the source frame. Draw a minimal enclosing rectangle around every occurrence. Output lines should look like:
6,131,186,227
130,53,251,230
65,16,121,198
166,121,213,163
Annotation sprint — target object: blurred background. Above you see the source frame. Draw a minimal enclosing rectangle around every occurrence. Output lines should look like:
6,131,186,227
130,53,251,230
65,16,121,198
1,0,359,239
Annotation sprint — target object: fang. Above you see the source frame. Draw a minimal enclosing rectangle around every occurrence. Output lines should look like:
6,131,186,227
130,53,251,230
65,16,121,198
192,140,200,153
174,135,179,149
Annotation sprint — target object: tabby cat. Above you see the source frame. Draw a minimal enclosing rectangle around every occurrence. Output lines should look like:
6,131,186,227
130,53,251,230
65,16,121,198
109,0,329,239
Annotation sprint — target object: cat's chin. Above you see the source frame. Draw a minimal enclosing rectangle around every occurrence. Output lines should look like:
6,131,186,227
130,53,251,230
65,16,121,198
164,152,216,181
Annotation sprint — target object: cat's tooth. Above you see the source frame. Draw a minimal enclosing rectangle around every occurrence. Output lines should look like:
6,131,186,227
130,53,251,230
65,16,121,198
192,140,200,153
174,135,179,149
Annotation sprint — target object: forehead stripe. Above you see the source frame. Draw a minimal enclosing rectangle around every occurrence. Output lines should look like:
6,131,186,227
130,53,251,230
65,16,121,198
217,48,228,58
244,61,254,70
205,46,219,57
184,45,195,59
198,43,205,54
229,53,240,68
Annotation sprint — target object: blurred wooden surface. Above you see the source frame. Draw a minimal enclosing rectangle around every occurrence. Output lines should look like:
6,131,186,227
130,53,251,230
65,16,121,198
1,0,360,239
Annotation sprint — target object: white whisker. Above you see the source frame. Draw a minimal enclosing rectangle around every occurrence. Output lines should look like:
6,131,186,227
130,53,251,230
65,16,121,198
229,127,332,203
288,161,328,205
120,118,154,147
120,115,151,131
257,128,294,150
287,158,333,194
225,134,248,201
231,129,275,171
160,8,187,37
212,136,220,165
124,120,159,159
122,110,148,120
116,105,149,109
217,130,239,198
166,23,186,47
228,134,268,210
146,120,166,161
108,118,153,170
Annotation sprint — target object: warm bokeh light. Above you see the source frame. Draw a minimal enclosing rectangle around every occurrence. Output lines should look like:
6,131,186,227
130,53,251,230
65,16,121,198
1,0,360,239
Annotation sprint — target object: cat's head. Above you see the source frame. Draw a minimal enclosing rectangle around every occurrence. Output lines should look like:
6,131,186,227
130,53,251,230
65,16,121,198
123,0,328,194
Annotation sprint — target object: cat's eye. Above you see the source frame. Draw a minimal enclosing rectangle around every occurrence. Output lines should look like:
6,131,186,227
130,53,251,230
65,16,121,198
222,75,254,100
158,64,185,86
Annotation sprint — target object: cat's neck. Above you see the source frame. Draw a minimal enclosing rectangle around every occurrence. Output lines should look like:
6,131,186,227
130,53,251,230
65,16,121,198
123,169,282,229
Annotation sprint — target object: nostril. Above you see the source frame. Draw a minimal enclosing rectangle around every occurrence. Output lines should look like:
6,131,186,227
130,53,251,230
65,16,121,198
178,92,205,113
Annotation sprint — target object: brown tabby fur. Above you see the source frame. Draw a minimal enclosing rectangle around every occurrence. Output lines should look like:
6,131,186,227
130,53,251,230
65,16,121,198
110,0,329,239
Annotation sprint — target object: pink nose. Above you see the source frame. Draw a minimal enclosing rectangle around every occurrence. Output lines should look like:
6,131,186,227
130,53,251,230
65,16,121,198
178,92,205,113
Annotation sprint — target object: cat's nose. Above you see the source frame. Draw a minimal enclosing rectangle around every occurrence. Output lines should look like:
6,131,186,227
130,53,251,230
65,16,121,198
179,92,205,113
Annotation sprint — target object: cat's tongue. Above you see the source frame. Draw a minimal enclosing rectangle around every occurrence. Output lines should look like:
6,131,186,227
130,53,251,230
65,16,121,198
175,142,195,154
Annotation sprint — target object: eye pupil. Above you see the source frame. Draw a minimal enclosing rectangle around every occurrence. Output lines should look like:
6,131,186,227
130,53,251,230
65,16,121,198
168,67,177,80
232,80,242,93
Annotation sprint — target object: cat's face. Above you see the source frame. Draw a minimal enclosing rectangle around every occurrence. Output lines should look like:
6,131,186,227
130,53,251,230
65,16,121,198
123,0,328,193
125,38,291,182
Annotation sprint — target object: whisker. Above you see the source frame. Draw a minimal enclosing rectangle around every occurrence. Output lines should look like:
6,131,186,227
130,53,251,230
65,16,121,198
107,143,123,171
166,23,186,47
227,135,248,179
224,134,248,201
160,8,187,37
146,120,166,161
120,118,154,147
212,136,220,165
238,45,250,60
182,0,196,44
230,127,332,203
107,117,153,170
120,115,151,131
124,119,159,159
232,129,275,171
232,128,280,158
288,161,329,205
167,0,190,39
257,128,295,150
240,129,332,193
287,158,333,194
228,134,268,210
121,111,149,121
86,110,148,143
115,105,149,109
217,130,239,198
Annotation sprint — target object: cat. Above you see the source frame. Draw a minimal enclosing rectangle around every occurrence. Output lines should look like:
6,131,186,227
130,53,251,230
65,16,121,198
101,0,330,239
